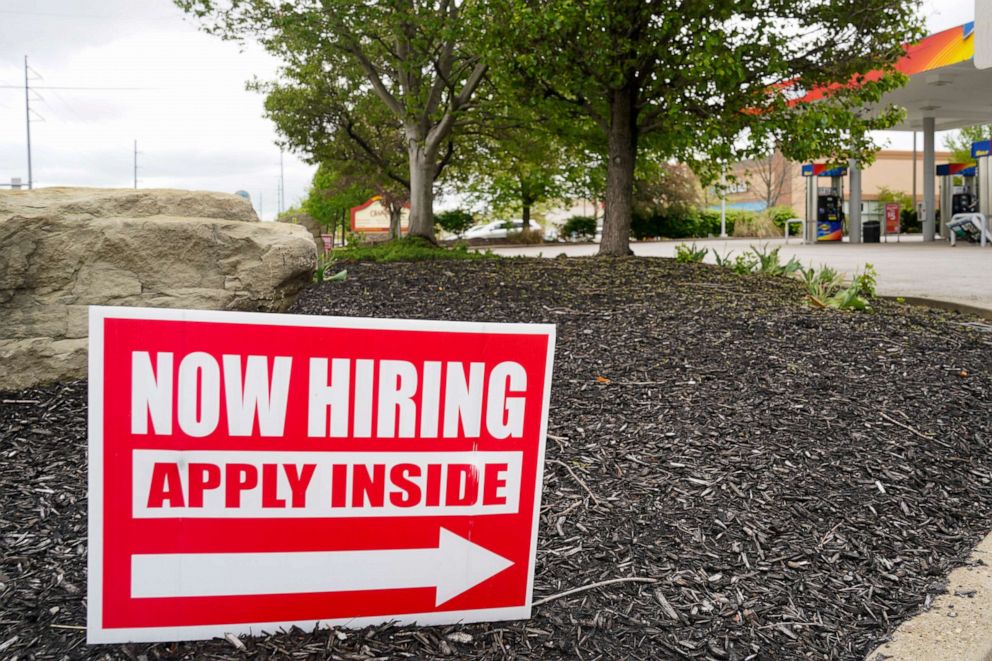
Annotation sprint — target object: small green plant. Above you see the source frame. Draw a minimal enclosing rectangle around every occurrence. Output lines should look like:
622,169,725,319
749,244,802,276
562,215,597,240
800,264,875,311
713,249,734,268
674,243,708,263
314,252,347,283
855,263,878,298
730,253,759,275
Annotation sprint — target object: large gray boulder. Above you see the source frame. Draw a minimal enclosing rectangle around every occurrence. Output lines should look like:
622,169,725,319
0,187,259,223
277,211,325,244
0,188,317,390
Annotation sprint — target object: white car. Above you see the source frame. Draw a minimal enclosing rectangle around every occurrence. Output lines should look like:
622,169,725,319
464,220,556,241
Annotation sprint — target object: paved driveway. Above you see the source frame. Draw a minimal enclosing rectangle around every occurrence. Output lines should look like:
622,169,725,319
489,235,992,312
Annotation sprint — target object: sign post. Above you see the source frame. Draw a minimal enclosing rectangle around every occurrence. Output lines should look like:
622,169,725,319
88,307,555,643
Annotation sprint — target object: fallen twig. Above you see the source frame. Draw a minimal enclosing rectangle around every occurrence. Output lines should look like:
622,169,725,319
533,577,659,607
547,459,602,505
880,412,934,440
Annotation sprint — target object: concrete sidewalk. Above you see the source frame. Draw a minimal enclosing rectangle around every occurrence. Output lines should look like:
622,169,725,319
491,235,992,313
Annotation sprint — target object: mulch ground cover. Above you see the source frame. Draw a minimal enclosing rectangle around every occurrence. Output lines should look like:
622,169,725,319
4,256,992,660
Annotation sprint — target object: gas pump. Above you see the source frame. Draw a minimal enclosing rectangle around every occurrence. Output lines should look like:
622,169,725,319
802,164,847,243
947,141,992,246
937,163,977,238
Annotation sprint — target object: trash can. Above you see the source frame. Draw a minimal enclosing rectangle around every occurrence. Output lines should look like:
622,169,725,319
863,220,881,243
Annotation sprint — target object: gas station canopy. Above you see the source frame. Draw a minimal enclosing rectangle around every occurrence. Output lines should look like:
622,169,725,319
799,8,992,244
877,22,992,132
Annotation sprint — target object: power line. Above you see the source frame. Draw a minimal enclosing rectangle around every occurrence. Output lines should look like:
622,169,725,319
0,10,177,20
0,85,153,91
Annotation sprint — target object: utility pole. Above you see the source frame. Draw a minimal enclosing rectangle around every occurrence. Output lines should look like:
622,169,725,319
24,55,33,190
719,165,728,238
133,140,138,189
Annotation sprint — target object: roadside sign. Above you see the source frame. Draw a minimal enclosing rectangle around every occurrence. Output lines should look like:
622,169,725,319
350,197,410,233
885,203,901,234
87,306,555,643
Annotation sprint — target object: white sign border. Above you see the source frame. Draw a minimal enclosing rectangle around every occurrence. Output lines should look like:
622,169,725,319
87,305,556,644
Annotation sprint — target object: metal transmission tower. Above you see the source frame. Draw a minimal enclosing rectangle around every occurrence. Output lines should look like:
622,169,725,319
133,140,140,189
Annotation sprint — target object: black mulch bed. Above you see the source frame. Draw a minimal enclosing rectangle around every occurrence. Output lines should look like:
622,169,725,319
4,257,992,660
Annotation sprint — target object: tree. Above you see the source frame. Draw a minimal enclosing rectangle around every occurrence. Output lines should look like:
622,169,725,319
944,125,992,164
747,151,796,210
486,0,923,255
261,79,413,238
176,0,488,240
304,162,373,234
633,162,702,219
434,209,475,236
455,122,578,228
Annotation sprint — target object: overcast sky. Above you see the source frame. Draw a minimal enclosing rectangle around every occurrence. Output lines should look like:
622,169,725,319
0,0,979,219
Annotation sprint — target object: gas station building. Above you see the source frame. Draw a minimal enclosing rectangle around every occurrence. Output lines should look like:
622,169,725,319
735,11,992,245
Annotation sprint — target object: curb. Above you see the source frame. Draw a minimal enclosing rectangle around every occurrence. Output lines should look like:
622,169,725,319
879,295,992,320
867,533,992,660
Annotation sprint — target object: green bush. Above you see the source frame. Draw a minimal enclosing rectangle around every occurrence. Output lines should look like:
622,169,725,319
631,208,744,239
765,206,799,231
563,215,597,239
901,208,920,233
435,209,475,236
332,236,496,263
504,228,545,244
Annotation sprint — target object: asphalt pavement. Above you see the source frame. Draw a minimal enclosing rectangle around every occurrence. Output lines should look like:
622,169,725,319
489,234,992,313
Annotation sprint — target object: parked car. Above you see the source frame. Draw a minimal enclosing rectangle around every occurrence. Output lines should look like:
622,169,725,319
463,220,558,241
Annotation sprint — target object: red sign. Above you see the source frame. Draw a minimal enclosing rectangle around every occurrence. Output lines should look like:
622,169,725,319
87,307,555,643
885,203,901,234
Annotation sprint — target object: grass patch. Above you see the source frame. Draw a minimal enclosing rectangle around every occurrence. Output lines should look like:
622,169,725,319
331,236,497,263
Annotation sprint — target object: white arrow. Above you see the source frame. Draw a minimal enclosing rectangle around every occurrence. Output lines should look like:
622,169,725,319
131,528,513,606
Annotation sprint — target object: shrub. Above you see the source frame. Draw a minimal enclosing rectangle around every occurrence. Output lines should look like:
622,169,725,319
765,206,800,231
674,243,708,263
732,212,781,238
563,215,597,239
632,208,743,240
332,236,496,263
435,209,475,236
504,228,545,245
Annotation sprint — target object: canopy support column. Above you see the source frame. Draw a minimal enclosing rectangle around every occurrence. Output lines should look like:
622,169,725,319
848,159,862,244
923,117,936,241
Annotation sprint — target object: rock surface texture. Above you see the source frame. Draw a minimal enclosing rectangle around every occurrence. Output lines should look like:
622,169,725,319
0,188,317,389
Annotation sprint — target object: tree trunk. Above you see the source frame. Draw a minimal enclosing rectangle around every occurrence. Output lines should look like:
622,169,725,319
520,177,532,228
389,205,402,240
407,141,436,241
598,85,638,257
